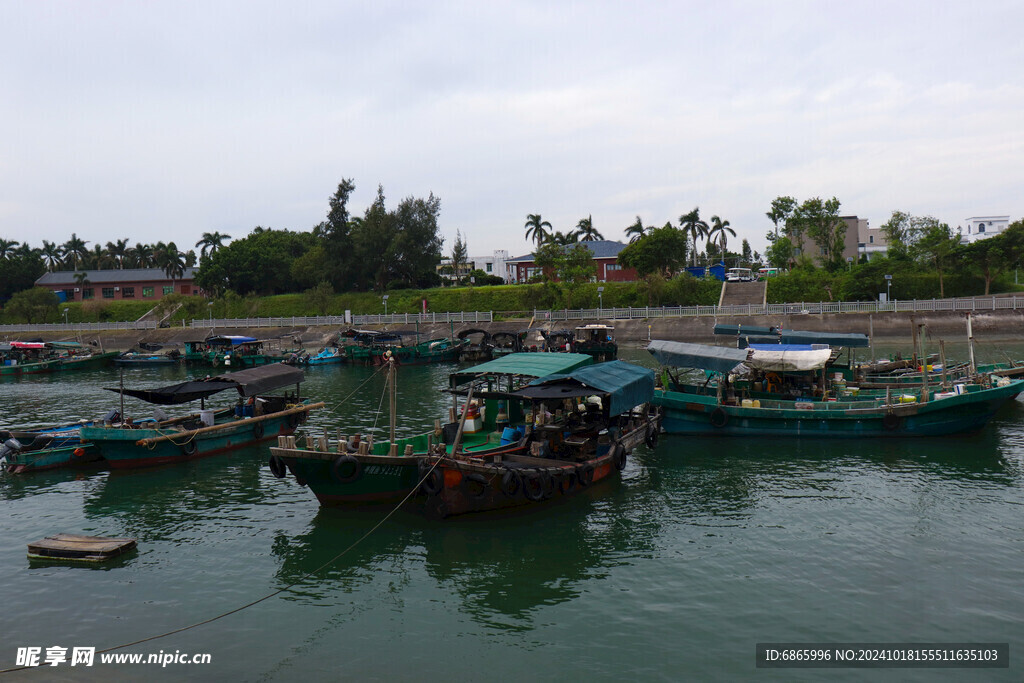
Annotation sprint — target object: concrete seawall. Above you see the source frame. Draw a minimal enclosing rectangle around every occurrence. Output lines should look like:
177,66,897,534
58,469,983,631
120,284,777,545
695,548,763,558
41,309,1023,352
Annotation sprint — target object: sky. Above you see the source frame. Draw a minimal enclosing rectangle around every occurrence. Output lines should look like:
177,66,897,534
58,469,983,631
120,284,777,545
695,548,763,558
2,1,1022,262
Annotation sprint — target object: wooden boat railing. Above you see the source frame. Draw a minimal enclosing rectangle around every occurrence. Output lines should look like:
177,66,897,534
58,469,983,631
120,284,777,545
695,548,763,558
134,402,324,447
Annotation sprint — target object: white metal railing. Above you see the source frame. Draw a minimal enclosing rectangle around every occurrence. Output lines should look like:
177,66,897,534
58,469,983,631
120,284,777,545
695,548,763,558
0,321,158,333
534,295,1024,321
2,297,1020,333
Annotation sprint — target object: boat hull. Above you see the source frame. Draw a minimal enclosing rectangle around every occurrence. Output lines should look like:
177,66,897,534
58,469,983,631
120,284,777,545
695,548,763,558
5,443,102,473
270,438,528,506
654,381,1022,437
83,408,309,469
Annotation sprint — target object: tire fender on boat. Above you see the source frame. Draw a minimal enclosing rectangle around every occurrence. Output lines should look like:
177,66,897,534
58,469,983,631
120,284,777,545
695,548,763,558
181,439,198,456
268,455,287,479
576,463,595,487
613,445,627,471
331,454,362,484
287,411,303,429
645,427,659,449
522,470,546,501
462,472,489,499
882,413,902,431
419,463,444,496
253,421,265,439
710,407,729,428
558,470,577,494
500,469,522,497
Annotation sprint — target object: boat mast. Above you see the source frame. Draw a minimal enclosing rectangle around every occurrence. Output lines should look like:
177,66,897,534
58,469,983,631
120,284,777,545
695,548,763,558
388,356,397,445
966,312,977,377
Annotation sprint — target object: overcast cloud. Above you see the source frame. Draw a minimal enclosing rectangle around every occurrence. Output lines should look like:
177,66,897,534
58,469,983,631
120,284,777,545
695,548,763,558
2,0,1021,262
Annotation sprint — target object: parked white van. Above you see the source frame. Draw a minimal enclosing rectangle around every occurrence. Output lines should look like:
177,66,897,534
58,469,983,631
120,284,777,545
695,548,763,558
725,267,755,282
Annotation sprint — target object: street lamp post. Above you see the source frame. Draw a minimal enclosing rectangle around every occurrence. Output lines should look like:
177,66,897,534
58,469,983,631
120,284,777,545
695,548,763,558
62,308,69,326
382,294,389,317
885,274,892,304
597,286,604,314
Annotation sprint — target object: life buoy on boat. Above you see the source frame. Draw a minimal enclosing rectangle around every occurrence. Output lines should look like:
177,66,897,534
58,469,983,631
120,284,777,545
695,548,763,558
710,407,729,428
331,454,362,484
268,455,287,479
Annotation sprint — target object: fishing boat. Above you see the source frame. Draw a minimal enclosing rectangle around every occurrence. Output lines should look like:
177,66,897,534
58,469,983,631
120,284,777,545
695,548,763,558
267,352,596,506
648,339,1023,437
114,348,182,366
306,345,345,365
571,324,617,361
183,335,279,368
456,328,494,362
420,360,661,518
0,341,118,376
1,417,109,473
80,364,322,469
341,329,465,366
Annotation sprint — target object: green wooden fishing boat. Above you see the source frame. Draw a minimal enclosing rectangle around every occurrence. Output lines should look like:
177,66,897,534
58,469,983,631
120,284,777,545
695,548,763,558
649,340,1023,437
1,341,117,377
341,329,466,366
267,352,596,505
81,364,321,469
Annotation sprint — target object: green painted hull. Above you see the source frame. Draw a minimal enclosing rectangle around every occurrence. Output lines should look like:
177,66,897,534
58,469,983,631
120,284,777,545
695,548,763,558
654,380,1023,437
270,429,526,505
0,352,117,376
83,407,308,469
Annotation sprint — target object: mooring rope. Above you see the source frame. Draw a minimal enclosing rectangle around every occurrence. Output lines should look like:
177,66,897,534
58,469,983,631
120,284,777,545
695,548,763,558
0,456,444,675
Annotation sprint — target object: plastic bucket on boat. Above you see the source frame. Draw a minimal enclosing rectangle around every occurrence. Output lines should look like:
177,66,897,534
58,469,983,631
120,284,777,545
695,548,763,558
200,410,216,427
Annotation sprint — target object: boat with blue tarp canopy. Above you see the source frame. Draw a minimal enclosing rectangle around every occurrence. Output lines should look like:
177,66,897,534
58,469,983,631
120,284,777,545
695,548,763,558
647,340,750,374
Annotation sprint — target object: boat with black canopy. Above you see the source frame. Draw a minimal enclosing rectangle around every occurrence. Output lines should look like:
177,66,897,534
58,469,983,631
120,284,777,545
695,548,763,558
79,364,321,468
420,359,661,518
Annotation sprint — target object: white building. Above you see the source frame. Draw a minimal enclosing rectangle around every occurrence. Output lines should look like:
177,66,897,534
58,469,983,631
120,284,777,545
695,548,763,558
960,216,1010,244
437,249,511,282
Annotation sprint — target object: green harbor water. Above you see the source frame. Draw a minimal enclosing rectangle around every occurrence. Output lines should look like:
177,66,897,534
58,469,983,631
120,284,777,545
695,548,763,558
2,346,1024,681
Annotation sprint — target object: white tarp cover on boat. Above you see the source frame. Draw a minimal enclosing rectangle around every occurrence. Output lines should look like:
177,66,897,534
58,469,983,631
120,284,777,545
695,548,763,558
745,347,832,372
647,340,751,374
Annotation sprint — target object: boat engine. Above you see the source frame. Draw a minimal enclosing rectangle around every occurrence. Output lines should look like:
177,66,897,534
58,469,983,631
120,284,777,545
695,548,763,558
0,438,23,460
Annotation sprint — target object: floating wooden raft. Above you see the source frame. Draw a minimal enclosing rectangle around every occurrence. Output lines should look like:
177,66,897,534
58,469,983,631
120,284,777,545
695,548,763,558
27,534,137,562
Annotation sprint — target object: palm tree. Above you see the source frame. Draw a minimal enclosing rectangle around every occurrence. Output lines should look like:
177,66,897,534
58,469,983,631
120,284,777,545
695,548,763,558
524,214,552,247
85,244,116,270
156,242,185,283
40,240,62,272
106,238,130,269
195,231,231,258
130,242,155,268
184,250,197,268
679,208,709,266
547,231,578,246
625,216,646,243
0,238,20,259
707,216,736,256
573,215,603,241
62,233,89,270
